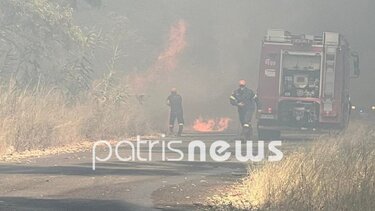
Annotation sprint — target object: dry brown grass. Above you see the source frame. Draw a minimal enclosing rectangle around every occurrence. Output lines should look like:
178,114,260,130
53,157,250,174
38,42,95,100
208,123,375,210
0,80,151,156
81,99,151,140
0,87,80,154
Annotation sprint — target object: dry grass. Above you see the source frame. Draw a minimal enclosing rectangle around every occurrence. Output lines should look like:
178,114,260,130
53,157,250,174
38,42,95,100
0,79,151,156
0,87,80,154
208,123,375,210
81,99,151,140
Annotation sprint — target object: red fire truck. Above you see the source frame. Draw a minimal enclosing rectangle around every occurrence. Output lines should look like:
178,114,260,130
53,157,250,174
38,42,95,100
257,29,360,139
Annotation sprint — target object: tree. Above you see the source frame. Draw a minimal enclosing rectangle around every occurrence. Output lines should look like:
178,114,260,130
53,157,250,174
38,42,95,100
0,0,97,95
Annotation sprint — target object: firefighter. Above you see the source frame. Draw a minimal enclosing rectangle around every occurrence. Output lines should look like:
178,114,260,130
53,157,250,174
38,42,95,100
167,88,184,136
230,80,258,140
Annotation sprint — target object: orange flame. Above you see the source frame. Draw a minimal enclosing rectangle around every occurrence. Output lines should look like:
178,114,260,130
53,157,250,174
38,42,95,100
193,117,231,132
132,20,187,93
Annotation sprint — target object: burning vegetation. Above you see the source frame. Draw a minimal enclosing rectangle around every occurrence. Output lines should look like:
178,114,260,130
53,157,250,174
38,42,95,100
193,117,231,132
131,20,187,94
0,1,187,155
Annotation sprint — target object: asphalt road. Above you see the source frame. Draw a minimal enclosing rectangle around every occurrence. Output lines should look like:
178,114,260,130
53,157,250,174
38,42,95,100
0,133,310,211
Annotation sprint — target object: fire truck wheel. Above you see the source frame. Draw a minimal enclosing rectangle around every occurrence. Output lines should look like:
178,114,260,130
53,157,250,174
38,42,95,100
258,129,281,140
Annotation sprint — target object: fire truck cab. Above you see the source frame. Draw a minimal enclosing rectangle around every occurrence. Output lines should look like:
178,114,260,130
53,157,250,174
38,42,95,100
257,29,360,139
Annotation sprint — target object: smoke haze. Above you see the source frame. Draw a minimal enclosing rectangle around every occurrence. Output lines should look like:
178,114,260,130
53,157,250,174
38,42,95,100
76,0,374,130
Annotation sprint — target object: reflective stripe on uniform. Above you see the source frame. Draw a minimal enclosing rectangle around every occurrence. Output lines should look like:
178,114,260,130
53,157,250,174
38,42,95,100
230,96,236,100
178,123,184,126
243,124,251,127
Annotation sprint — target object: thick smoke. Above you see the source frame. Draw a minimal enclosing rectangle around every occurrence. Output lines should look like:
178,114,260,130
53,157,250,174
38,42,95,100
78,0,375,131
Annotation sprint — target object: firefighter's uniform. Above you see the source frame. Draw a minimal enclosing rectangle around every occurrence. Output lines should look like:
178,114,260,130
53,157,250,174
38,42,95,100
230,82,258,140
167,89,184,136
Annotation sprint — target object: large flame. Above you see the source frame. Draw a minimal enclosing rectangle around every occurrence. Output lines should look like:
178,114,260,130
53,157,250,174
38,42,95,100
193,117,231,132
132,20,187,93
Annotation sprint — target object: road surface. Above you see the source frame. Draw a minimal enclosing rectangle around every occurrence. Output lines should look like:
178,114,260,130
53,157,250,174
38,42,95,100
0,133,310,211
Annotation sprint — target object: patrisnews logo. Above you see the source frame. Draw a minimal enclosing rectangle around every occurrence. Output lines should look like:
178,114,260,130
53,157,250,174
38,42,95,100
92,136,283,170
